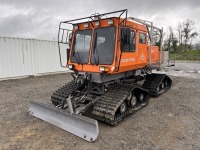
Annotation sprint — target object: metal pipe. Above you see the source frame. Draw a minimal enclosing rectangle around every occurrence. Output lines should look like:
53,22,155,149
66,95,74,114
58,23,66,68
159,27,163,70
128,17,162,31
149,22,153,66
62,9,127,24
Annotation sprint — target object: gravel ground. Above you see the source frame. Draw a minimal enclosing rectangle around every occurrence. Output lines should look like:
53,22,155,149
1,68,200,149
159,60,200,79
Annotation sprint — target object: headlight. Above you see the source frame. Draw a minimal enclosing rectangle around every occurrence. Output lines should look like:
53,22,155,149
73,25,78,30
68,64,73,69
95,21,100,26
99,66,105,71
99,66,110,72
84,23,88,28
107,19,113,25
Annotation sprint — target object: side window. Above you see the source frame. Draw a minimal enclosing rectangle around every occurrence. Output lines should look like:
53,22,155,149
139,33,146,44
130,31,136,51
121,28,136,52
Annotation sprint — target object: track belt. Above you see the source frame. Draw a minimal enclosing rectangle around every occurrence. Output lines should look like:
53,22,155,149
92,83,149,126
142,73,172,96
51,81,79,105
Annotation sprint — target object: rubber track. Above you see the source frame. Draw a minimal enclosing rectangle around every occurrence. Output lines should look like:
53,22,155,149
51,81,79,105
91,83,149,126
142,74,172,96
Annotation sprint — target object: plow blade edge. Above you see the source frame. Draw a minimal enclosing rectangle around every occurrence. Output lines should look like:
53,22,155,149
29,100,99,142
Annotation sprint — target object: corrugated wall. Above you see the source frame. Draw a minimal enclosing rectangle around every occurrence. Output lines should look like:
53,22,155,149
0,37,68,80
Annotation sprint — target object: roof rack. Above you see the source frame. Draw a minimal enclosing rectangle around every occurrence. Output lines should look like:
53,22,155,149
58,9,163,70
61,9,127,25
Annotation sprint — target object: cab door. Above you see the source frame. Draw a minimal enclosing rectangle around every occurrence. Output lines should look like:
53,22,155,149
137,31,148,65
119,28,138,72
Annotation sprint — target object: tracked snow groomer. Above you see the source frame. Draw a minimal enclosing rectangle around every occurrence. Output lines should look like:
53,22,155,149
29,9,172,142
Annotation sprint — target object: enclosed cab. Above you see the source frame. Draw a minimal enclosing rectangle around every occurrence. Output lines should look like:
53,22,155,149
58,10,162,83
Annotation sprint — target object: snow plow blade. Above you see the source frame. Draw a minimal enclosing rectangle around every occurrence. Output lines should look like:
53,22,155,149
28,100,99,142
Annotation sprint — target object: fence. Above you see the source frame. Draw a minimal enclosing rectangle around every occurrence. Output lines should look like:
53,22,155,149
0,37,68,80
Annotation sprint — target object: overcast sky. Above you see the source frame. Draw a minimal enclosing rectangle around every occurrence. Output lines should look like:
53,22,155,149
0,0,200,43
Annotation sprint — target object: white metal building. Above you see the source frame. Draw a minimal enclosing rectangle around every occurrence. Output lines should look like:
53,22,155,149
0,37,69,80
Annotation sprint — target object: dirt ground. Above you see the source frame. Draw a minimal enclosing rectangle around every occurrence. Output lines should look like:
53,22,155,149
0,72,200,150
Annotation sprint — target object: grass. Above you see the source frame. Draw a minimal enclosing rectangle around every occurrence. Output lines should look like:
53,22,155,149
169,50,200,61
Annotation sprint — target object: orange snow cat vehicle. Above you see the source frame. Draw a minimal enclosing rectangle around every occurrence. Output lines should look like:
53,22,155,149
29,9,172,142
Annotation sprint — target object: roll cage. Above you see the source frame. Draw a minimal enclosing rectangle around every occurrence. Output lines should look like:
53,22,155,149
58,9,163,69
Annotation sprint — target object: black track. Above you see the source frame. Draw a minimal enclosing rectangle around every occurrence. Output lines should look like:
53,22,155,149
142,74,172,96
50,74,172,126
51,81,79,105
91,83,150,126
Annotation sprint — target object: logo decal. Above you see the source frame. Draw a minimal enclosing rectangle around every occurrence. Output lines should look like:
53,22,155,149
121,58,135,63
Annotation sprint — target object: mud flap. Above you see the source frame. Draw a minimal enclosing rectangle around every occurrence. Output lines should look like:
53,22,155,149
29,100,99,142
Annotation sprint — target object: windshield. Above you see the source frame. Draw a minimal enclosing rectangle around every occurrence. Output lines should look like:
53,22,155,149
71,29,92,64
91,26,116,65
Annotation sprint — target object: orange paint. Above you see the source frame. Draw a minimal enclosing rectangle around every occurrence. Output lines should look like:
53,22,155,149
68,18,160,74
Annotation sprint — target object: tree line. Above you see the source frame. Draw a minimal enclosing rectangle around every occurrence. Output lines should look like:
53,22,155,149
164,19,199,52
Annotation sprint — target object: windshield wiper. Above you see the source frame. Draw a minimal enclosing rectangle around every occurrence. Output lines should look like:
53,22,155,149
93,32,99,65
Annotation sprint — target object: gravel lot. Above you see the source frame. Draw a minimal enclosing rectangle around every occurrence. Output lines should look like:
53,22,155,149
1,64,200,149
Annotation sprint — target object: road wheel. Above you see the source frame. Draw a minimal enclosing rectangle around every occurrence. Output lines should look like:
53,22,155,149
157,86,160,92
130,96,137,107
165,80,168,87
161,81,165,89
139,93,145,103
119,102,127,114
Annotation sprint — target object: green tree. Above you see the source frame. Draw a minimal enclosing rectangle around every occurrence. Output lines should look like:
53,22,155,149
189,32,198,50
177,22,183,51
182,19,198,51
164,26,177,51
